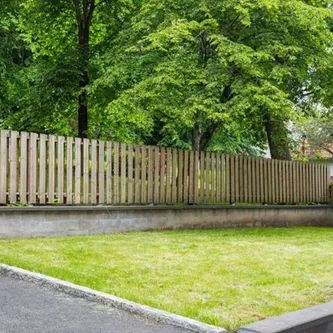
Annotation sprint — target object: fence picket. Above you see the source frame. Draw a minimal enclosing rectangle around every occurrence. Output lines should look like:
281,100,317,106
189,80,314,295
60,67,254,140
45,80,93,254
98,141,105,204
147,146,153,203
9,131,18,203
134,145,140,204
82,138,89,204
106,141,112,204
184,150,189,204
140,145,147,204
114,142,120,204
39,134,47,204
153,146,160,204
0,131,8,204
74,138,81,204
20,132,28,204
120,143,126,204
48,135,55,203
177,149,183,203
57,136,65,204
28,133,38,204
166,148,172,204
66,137,73,205
189,151,194,204
128,144,134,204
171,149,177,204
160,147,166,204
90,140,97,205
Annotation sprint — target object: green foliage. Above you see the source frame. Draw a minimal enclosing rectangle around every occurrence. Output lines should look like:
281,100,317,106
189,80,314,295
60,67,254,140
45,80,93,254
93,0,333,151
0,0,332,154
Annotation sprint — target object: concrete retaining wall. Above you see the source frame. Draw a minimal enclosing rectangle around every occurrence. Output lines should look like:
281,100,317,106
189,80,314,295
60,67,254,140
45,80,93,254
238,301,333,333
0,205,332,239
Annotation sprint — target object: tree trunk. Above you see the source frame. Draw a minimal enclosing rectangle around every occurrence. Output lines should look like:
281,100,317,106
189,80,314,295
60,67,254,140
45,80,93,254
78,61,89,138
264,110,291,160
190,85,233,151
199,122,219,151
192,112,202,151
74,0,95,138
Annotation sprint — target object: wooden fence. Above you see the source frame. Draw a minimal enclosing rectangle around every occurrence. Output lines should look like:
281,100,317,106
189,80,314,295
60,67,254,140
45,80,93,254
0,130,330,205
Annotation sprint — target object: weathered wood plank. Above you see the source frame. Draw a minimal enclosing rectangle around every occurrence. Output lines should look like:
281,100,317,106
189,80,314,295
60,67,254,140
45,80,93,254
238,155,243,203
28,133,38,204
113,142,120,204
134,145,141,204
205,152,211,203
193,151,199,204
140,145,147,204
120,143,126,204
66,137,73,205
90,140,97,205
293,161,298,204
199,152,204,203
183,150,189,204
82,138,90,204
230,155,235,203
271,159,276,204
264,159,269,204
177,149,183,203
47,135,55,204
153,146,160,204
172,149,178,204
106,141,112,204
19,132,28,204
127,144,134,204
160,147,166,204
74,138,81,204
0,131,8,204
248,156,253,204
57,136,65,204
225,154,230,204
39,134,47,204
216,153,222,203
189,150,194,204
299,161,304,204
9,131,18,203
211,153,216,203
98,141,105,204
235,155,240,203
243,156,248,203
147,146,154,203
166,148,172,204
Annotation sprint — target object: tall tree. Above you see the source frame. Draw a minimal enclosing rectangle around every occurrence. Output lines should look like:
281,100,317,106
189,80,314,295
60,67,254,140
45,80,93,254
73,0,96,137
94,0,333,157
3,0,137,137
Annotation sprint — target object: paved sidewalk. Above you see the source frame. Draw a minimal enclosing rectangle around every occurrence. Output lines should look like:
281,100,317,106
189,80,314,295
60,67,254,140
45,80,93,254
0,275,192,333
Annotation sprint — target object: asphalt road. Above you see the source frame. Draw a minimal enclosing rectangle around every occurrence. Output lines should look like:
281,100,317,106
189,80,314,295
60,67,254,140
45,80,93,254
0,275,192,333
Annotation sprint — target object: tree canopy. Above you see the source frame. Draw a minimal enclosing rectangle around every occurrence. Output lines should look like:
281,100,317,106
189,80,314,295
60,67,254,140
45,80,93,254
0,0,332,159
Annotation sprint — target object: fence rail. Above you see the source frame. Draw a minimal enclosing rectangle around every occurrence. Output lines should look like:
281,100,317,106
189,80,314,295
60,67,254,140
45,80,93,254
0,130,330,206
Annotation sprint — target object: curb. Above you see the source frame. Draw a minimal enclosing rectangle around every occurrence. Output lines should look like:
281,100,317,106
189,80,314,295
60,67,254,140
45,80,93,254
0,263,226,333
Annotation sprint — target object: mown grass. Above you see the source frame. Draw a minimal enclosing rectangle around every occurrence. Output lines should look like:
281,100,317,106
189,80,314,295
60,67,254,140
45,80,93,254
1,227,333,331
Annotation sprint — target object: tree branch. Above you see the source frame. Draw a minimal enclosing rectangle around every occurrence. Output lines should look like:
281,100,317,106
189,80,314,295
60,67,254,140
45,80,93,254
322,146,333,156
223,14,241,35
87,0,96,24
72,0,82,25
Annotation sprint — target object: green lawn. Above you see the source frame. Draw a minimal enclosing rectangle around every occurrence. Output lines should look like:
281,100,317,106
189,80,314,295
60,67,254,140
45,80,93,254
1,227,333,331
